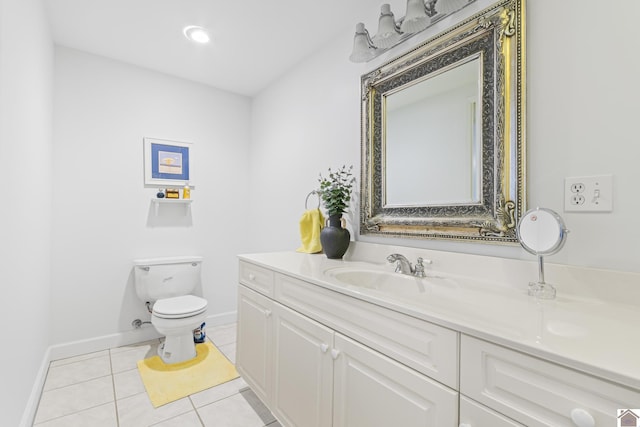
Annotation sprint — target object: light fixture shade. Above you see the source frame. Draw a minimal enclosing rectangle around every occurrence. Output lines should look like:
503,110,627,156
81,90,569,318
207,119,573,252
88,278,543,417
401,0,430,34
372,4,402,49
349,23,376,63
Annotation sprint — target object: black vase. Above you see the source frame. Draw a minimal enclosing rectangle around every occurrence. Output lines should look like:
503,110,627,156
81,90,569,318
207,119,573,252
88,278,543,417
320,214,350,259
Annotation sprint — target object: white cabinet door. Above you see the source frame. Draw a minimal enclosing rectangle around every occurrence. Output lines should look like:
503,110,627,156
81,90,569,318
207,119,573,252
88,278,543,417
332,334,458,427
272,304,334,427
236,284,274,406
459,396,524,427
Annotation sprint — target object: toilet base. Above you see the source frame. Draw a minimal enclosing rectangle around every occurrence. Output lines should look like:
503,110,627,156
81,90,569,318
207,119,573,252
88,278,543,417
158,332,197,364
151,310,207,365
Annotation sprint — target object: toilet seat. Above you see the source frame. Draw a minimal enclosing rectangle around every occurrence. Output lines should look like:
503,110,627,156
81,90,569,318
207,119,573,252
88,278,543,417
153,295,207,319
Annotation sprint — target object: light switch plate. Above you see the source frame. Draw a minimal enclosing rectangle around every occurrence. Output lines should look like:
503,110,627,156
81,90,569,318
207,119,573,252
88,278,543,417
564,175,613,212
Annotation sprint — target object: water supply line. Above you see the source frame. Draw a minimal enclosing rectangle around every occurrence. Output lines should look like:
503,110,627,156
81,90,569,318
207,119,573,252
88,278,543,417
131,302,155,329
131,319,151,329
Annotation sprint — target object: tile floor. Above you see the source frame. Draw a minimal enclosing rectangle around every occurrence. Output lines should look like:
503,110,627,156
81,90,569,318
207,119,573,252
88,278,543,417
33,323,280,427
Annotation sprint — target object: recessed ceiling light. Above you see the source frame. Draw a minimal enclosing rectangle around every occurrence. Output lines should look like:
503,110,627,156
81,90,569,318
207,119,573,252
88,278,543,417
183,26,210,44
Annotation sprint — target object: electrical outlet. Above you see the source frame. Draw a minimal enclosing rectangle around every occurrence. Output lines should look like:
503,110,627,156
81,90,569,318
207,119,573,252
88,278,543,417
564,175,613,212
570,193,585,206
570,183,585,193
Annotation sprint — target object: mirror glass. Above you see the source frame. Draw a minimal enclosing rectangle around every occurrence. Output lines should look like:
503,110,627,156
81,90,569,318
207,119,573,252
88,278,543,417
517,208,567,255
360,0,525,243
385,56,482,206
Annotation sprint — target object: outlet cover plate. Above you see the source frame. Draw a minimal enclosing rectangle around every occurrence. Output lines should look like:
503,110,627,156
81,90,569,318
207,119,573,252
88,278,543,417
564,174,613,212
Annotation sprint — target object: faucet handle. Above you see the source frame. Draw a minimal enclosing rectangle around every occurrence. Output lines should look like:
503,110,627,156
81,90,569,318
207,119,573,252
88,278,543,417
413,257,431,277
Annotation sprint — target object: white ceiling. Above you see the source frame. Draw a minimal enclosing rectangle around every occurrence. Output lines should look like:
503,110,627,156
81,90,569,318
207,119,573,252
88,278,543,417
44,0,399,97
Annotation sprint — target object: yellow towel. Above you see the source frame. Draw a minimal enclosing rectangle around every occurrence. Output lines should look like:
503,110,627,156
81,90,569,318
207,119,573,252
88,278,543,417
296,209,325,253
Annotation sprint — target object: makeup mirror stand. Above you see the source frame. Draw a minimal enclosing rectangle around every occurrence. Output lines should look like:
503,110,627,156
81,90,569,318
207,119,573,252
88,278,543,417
517,207,568,300
529,254,556,299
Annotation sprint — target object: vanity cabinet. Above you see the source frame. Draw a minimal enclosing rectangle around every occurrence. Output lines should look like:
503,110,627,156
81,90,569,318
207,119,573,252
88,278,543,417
238,258,640,427
237,261,459,427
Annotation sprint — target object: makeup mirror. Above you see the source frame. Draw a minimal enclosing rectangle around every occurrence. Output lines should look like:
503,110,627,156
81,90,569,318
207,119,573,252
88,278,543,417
516,207,568,299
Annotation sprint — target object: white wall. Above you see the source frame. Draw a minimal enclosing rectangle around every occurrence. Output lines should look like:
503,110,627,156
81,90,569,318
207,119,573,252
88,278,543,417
51,47,252,344
249,39,362,253
0,0,53,424
250,0,640,274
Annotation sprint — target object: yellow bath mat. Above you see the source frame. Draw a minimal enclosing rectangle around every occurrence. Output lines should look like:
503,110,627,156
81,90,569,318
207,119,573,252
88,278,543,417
137,341,239,407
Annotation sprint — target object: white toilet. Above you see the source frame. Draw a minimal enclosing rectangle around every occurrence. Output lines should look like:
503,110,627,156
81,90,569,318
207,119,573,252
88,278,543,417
133,256,208,364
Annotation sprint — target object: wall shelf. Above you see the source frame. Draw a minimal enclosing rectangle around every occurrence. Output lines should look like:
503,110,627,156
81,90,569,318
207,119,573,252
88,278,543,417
151,198,193,205
151,198,192,215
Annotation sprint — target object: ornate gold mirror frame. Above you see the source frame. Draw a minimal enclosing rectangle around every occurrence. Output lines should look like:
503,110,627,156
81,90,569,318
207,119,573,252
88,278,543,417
360,0,525,243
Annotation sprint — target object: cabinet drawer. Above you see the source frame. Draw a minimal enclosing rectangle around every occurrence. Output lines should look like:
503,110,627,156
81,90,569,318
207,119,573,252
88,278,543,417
239,261,275,296
460,335,640,427
460,396,523,427
275,272,459,389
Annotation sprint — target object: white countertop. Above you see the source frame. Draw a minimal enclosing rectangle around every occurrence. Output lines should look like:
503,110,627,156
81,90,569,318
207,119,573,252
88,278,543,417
238,248,640,391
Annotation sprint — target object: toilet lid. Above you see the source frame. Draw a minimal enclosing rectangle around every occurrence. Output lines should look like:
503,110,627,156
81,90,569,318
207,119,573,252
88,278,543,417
153,295,207,319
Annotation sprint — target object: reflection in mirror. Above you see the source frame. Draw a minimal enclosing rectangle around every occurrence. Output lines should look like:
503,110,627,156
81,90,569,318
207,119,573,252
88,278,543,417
385,56,481,206
360,0,525,243
517,207,568,299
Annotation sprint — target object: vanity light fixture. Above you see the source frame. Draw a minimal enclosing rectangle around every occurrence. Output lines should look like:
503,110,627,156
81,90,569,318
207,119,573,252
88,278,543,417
349,23,377,62
401,0,435,33
372,4,403,49
183,25,210,44
349,0,474,63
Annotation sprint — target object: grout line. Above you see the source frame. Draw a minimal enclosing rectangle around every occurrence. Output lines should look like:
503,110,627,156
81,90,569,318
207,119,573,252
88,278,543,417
187,394,206,427
49,349,110,367
33,402,114,426
109,350,121,427
40,372,113,393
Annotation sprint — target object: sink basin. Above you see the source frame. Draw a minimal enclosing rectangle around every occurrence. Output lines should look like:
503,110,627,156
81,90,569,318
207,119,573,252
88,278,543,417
321,265,525,336
323,265,456,295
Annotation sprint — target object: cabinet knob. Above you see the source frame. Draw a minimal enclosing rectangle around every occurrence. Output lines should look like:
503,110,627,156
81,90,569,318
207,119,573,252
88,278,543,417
320,343,329,353
570,408,595,427
248,273,256,281
330,349,341,360
265,309,272,318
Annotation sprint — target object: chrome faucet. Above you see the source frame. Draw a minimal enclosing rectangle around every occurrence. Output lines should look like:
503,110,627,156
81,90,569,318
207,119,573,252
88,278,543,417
386,254,430,277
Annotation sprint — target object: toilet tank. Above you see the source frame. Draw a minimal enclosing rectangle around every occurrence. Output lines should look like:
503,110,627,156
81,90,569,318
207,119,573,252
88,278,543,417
133,256,203,302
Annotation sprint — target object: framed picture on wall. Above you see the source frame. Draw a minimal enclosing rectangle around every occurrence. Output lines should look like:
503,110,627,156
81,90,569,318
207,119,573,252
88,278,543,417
143,137,195,187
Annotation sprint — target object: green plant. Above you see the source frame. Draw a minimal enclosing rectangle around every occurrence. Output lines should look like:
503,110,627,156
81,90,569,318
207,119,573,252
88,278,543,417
318,165,356,216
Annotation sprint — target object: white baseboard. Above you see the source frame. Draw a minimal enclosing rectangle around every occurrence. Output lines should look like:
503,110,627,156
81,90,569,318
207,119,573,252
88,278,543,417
19,346,51,427
20,310,237,426
48,310,236,361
